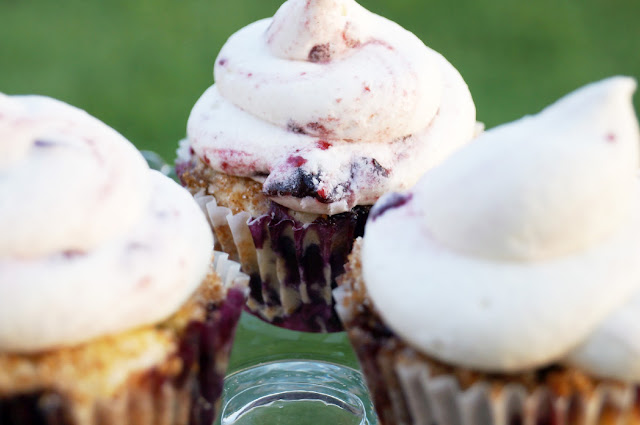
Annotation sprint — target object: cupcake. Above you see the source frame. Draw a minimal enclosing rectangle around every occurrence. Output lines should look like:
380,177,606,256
0,94,248,425
335,76,640,425
177,0,477,332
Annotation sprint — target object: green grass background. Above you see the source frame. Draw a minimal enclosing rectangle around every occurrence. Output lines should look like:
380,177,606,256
1,0,639,161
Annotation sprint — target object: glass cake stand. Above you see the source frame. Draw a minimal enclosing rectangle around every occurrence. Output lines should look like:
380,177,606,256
143,151,377,425
220,313,376,425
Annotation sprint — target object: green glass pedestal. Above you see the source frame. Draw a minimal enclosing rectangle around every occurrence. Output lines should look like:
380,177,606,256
220,313,377,425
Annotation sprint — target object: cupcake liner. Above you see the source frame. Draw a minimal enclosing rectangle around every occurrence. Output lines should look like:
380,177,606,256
335,249,640,425
342,320,640,425
0,253,249,425
195,190,369,333
396,355,637,425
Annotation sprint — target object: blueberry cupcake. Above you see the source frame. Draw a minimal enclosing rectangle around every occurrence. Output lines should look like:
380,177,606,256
177,0,477,332
0,94,248,425
335,77,640,425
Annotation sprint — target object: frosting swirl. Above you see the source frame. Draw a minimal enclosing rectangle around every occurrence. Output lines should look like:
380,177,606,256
185,0,476,215
362,77,640,381
0,94,213,353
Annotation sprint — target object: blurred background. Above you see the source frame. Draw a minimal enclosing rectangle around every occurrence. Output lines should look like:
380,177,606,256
1,0,639,161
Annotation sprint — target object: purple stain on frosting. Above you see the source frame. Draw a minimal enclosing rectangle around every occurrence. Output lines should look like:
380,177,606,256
286,120,308,135
61,250,86,259
349,157,390,186
371,159,390,177
33,140,57,148
370,192,412,221
306,121,332,137
263,168,320,200
308,43,331,63
361,157,390,178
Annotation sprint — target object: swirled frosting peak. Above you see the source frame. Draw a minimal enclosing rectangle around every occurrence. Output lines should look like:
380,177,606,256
416,76,639,261
363,77,640,380
266,0,365,62
0,94,213,353
185,0,476,214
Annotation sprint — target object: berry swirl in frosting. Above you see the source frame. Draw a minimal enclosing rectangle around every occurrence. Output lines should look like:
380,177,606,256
185,0,476,215
362,77,640,381
0,94,213,353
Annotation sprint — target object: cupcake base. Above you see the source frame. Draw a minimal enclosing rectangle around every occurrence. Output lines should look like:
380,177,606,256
335,239,640,425
243,202,369,333
0,253,248,425
179,159,369,333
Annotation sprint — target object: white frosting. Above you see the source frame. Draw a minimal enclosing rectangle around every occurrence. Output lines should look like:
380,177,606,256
185,0,476,215
362,77,640,381
0,95,214,353
0,95,150,258
417,77,639,261
567,291,640,380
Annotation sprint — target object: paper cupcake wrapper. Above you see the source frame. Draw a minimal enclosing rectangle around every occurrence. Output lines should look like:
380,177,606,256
195,191,369,333
337,300,639,425
0,253,249,425
386,352,637,425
